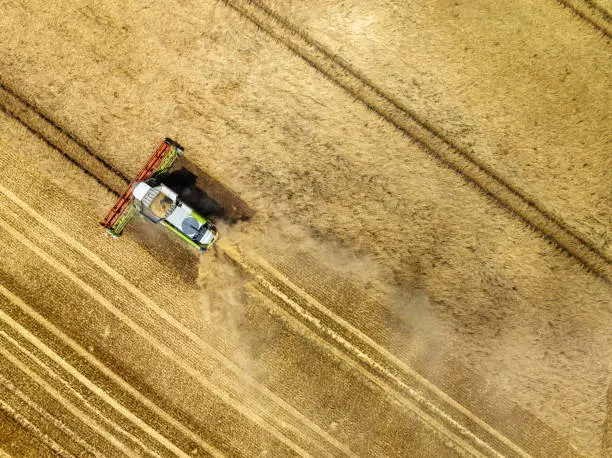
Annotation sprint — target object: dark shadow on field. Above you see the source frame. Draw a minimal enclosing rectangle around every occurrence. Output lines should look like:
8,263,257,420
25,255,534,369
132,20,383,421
171,157,255,224
161,167,226,220
123,157,254,282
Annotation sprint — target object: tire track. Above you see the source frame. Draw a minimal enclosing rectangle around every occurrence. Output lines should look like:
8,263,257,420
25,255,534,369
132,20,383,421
244,272,489,457
219,0,611,281
252,250,585,457
265,252,584,458
221,242,534,457
0,182,355,457
583,0,612,20
554,0,612,37
587,0,612,15
0,309,183,457
0,82,129,182
1,15,607,280
0,397,72,458
0,373,96,457
0,343,136,456
0,6,605,454
0,82,127,196
0,284,222,458
2,15,608,281
0,81,254,221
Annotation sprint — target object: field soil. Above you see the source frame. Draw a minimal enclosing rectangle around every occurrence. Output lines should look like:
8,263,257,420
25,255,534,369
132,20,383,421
0,0,610,456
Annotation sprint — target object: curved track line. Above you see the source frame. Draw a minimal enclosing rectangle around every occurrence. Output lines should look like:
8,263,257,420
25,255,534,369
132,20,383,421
0,344,137,456
554,0,612,37
0,373,99,457
0,397,73,458
0,285,222,458
219,0,611,281
0,310,184,458
226,244,526,458
0,215,312,457
0,183,355,457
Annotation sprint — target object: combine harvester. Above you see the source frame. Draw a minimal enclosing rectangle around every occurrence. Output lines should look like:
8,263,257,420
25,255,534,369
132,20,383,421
101,138,218,252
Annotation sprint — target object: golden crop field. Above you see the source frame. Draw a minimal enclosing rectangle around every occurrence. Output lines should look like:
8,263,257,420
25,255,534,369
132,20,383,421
0,0,610,456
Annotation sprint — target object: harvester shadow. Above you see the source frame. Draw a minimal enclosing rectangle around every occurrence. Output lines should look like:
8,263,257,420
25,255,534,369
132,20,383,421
125,168,222,286
161,168,226,221
171,157,256,224
127,160,255,284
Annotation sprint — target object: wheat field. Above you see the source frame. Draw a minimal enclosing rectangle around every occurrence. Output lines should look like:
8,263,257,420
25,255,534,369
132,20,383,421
0,0,610,456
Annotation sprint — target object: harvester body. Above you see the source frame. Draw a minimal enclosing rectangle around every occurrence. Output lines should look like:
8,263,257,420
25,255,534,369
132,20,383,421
101,138,218,252
133,181,218,251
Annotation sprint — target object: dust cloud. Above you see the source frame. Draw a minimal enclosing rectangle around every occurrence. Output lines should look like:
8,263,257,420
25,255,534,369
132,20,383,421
197,215,452,372
197,245,255,377
217,215,392,288
194,216,464,452
195,217,584,454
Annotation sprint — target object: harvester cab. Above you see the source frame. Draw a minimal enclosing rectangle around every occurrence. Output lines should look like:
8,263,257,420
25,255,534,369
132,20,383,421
100,138,218,252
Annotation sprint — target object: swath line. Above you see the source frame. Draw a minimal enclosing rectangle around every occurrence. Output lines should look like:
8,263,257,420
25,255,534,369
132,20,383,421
0,343,137,456
224,244,517,458
0,397,73,458
0,214,310,457
250,250,534,457
0,187,336,456
0,331,161,458
0,284,223,458
0,309,185,457
246,284,489,457
0,190,318,455
0,182,355,457
0,371,101,457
